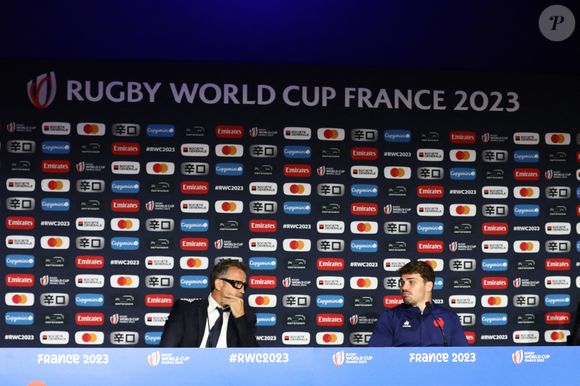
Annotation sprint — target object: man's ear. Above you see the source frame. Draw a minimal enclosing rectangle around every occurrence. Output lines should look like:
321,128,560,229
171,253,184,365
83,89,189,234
426,280,434,292
214,278,223,291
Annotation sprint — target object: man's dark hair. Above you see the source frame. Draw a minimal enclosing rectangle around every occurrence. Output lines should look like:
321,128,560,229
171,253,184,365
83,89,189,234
399,261,435,283
210,259,248,290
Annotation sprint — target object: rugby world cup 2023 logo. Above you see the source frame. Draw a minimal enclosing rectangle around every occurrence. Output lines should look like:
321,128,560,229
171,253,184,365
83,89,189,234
332,350,345,366
148,351,161,367
512,349,524,365
27,71,57,109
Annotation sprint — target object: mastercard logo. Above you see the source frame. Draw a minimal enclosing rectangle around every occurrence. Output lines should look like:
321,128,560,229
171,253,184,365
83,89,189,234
250,295,277,307
517,187,536,197
482,295,508,307
151,163,169,173
222,201,238,211
116,219,135,229
356,278,373,288
186,258,203,268
324,129,340,139
254,296,271,305
288,240,306,250
454,205,472,215
46,237,64,247
549,331,567,341
452,150,474,161
548,133,568,144
46,180,65,190
116,276,134,286
82,123,101,135
356,223,373,232
11,293,29,304
517,241,538,251
81,332,99,343
221,145,239,155
389,167,408,178
321,333,339,343
422,260,440,270
289,184,306,194
486,296,504,306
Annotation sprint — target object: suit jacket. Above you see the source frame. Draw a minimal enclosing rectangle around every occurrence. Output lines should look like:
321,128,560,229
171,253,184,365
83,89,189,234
160,299,259,347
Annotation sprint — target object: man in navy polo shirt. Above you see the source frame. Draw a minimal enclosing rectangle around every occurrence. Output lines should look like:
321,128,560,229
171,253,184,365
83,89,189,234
369,261,467,346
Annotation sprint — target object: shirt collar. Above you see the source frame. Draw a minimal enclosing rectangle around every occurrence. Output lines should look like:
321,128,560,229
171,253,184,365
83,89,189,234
208,294,226,313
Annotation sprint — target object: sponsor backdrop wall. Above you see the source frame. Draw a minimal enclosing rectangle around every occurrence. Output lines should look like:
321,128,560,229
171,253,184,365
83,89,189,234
1,60,579,347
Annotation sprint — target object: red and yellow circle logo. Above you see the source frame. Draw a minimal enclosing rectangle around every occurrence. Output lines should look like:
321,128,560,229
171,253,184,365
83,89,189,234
221,145,239,155
289,240,305,250
82,123,100,134
186,258,203,268
254,296,271,305
455,205,471,215
356,278,372,288
116,276,133,286
47,237,63,247
117,219,134,229
323,129,340,139
12,294,28,304
389,167,406,177
289,184,306,194
356,223,373,232
47,180,64,190
82,333,99,343
550,134,566,144
454,150,472,160
322,333,338,343
221,201,238,211
152,163,169,173
486,296,503,306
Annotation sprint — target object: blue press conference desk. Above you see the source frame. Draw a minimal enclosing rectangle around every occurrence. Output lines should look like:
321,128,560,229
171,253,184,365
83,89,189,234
1,346,577,386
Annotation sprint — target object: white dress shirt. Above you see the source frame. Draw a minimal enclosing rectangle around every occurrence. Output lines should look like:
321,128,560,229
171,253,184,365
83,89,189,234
199,294,230,348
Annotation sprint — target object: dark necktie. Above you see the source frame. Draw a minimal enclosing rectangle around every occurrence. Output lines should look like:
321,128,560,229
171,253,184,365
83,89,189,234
207,308,224,348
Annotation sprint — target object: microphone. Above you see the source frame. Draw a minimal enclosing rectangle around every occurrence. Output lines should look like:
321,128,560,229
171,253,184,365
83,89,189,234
425,301,448,346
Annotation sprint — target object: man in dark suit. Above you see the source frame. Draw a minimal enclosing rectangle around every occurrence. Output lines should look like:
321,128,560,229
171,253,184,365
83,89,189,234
160,259,259,347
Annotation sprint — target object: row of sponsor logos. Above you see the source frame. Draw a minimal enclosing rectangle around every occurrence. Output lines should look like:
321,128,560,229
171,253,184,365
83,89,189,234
0,330,573,345
6,216,580,236
6,156,580,181
5,198,580,217
4,309,574,328
5,138,580,164
8,123,580,146
3,292,578,309
5,234,580,253
4,274,580,290
6,254,579,272
5,176,580,196
4,158,580,179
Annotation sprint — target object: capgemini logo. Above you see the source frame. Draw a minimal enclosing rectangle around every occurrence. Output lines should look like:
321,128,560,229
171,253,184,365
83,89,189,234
512,349,524,365
148,351,161,367
332,350,345,366
27,72,57,109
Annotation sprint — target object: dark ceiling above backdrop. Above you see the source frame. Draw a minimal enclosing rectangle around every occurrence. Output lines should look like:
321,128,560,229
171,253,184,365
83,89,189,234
1,1,578,72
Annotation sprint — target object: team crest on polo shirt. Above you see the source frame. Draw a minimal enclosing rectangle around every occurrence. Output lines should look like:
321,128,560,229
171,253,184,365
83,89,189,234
433,317,445,328
402,319,412,328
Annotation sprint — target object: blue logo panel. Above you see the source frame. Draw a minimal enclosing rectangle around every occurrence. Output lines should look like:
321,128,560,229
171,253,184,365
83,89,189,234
283,202,311,215
384,130,411,143
481,259,508,271
351,184,378,197
316,295,345,308
249,257,277,270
